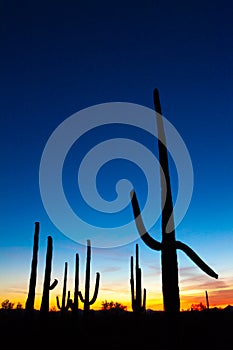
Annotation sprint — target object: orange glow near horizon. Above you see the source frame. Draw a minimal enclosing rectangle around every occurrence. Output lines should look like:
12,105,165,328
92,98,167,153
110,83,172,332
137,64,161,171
1,286,233,312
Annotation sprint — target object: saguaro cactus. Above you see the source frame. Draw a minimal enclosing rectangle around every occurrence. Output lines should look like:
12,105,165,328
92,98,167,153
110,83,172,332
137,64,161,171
40,235,58,314
205,290,210,309
130,243,146,313
78,239,100,314
25,222,39,312
56,253,79,314
72,252,80,313
130,88,218,314
56,261,69,312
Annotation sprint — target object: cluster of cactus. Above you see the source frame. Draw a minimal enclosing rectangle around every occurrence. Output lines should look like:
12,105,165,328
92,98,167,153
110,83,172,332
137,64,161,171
25,222,58,315
130,243,146,313
56,239,100,315
25,88,218,317
130,88,218,314
56,255,79,314
26,223,100,315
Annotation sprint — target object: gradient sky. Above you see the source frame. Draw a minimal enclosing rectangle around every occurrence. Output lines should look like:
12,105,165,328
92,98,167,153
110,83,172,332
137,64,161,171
0,0,233,311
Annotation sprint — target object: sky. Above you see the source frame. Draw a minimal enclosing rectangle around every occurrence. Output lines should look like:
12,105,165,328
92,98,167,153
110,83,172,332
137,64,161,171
0,0,233,312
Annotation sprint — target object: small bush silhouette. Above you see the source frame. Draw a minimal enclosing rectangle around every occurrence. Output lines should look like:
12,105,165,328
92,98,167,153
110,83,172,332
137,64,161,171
101,300,127,311
1,299,15,309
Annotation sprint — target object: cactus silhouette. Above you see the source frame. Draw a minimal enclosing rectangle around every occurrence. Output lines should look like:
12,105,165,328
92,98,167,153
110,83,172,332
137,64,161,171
130,88,218,314
56,254,79,314
72,253,80,313
78,239,100,314
40,235,58,314
130,243,146,313
205,290,210,309
25,222,39,312
56,261,69,312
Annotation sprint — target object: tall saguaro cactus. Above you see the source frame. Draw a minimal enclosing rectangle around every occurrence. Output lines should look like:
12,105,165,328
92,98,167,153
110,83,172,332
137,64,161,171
130,88,218,314
25,222,40,312
78,239,100,314
130,243,146,313
73,253,80,313
40,235,58,314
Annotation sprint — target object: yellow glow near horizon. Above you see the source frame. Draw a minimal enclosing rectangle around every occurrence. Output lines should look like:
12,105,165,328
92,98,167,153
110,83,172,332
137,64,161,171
1,288,232,312
1,274,233,312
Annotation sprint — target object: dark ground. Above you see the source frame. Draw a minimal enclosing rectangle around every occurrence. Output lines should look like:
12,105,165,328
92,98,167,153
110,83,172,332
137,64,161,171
1,308,232,349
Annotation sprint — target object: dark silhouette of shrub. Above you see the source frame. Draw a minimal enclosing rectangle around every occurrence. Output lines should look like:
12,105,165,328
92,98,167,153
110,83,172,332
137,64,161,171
1,299,15,309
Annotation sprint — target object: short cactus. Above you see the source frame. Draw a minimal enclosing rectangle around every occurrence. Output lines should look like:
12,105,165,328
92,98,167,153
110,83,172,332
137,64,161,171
130,243,146,313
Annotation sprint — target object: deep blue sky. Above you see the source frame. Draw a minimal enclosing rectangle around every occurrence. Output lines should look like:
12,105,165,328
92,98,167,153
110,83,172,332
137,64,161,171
0,0,233,310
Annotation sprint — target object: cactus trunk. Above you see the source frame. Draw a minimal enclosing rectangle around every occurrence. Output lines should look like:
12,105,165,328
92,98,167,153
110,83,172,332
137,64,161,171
25,222,39,311
84,240,91,313
205,290,209,309
73,253,79,312
40,235,58,314
56,261,68,312
154,88,180,313
130,88,218,315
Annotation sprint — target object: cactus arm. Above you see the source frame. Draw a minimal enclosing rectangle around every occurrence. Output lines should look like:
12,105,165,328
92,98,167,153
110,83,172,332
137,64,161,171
49,279,58,290
130,190,162,251
89,272,100,305
175,241,218,279
56,295,61,309
78,291,85,303
131,190,218,279
78,274,100,306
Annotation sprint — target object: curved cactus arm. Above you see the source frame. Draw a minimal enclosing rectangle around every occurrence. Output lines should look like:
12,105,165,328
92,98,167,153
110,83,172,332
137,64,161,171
56,295,61,309
49,278,58,290
175,241,218,279
89,272,100,305
78,291,85,303
130,190,162,251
